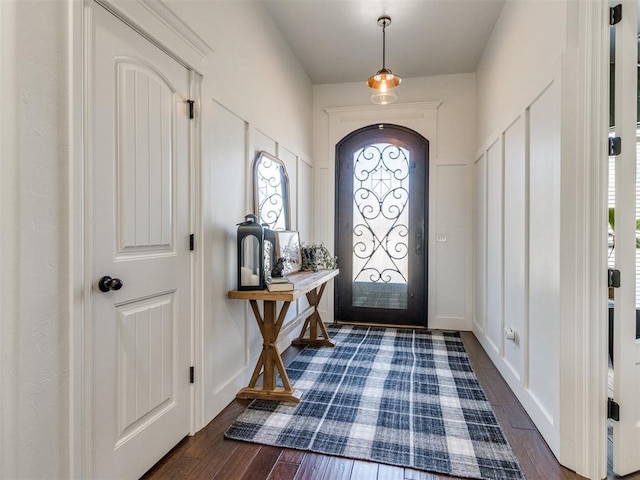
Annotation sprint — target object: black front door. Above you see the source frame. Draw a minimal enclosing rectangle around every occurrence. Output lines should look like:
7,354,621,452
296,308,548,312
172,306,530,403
335,124,428,326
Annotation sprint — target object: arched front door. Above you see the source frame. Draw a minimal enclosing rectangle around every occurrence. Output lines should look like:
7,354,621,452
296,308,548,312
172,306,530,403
335,124,428,326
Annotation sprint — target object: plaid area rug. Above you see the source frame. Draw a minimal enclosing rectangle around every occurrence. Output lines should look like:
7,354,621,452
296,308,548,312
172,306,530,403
225,325,524,480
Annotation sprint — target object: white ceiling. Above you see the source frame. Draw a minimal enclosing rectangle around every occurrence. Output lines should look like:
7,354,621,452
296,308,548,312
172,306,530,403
262,0,505,85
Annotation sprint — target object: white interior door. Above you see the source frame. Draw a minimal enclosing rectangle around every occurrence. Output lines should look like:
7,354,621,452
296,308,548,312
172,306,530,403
89,4,192,478
612,0,640,475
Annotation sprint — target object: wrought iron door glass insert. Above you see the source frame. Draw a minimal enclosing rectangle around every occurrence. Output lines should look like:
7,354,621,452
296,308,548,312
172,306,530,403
352,143,409,310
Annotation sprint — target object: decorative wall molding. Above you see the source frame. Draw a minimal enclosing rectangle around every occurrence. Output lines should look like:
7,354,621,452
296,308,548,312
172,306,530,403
474,75,562,458
137,0,213,58
325,101,442,124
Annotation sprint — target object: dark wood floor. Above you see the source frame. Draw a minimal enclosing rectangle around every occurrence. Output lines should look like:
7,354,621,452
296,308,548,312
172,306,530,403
141,331,589,480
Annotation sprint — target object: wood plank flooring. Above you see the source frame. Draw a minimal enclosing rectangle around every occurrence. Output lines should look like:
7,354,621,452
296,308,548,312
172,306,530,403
141,331,588,480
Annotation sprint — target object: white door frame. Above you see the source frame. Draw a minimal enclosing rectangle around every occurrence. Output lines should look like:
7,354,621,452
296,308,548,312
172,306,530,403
68,1,203,477
557,2,609,478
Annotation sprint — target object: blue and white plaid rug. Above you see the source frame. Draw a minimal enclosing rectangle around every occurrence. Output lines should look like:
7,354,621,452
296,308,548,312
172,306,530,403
225,325,524,480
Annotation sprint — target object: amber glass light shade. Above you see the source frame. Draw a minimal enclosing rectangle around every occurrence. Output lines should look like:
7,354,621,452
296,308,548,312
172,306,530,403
367,68,402,91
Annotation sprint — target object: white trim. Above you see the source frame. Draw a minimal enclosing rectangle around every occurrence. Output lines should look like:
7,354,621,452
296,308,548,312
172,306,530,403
475,69,560,160
566,1,609,477
92,0,206,73
325,101,442,123
69,0,87,476
0,1,19,478
136,0,213,58
70,1,93,476
189,70,204,434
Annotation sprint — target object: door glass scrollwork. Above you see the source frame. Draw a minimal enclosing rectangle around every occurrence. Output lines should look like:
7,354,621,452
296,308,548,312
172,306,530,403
352,143,410,309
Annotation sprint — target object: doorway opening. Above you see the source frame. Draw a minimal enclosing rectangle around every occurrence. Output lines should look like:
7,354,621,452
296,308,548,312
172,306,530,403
334,124,428,327
608,0,640,476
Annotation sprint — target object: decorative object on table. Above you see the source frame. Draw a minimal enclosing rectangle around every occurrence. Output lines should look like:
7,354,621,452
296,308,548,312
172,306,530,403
226,325,524,480
236,214,265,291
268,276,289,284
301,243,338,272
253,151,291,231
266,257,292,291
270,257,286,278
265,279,294,292
274,231,302,275
263,228,276,277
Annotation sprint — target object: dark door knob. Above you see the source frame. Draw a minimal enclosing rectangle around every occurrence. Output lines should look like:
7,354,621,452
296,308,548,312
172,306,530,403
98,276,124,292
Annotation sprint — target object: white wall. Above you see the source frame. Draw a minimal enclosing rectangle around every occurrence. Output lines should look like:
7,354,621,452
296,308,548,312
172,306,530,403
0,1,18,478
1,1,314,478
476,0,567,144
474,0,600,473
1,1,71,478
313,74,476,330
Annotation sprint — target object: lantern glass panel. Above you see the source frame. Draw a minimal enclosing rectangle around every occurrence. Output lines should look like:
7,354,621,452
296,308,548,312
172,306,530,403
240,235,261,287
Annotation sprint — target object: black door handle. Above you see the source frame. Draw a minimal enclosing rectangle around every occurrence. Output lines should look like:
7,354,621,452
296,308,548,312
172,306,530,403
98,276,124,292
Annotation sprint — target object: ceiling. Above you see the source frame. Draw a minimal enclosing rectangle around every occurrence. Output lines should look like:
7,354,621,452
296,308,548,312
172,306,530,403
262,0,506,85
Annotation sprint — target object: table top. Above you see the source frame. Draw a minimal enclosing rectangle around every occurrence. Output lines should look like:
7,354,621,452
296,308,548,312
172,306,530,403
228,269,339,302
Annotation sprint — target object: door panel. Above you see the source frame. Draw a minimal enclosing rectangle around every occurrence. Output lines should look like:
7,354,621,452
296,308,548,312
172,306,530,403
90,4,191,478
116,293,176,444
335,124,428,326
612,0,640,476
117,62,174,253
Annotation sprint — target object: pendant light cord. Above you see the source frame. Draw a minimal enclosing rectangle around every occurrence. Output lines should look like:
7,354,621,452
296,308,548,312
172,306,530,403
382,21,386,70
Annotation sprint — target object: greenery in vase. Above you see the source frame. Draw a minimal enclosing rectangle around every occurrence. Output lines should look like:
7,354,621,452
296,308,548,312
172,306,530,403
301,243,338,272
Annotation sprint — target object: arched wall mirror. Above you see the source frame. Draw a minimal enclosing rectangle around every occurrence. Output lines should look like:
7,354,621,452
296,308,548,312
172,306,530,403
253,151,291,231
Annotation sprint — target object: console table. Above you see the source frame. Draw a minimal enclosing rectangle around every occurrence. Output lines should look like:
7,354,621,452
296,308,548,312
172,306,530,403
227,269,339,403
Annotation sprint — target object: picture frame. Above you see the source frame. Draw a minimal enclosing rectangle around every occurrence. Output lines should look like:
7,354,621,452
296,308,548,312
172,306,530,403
274,231,302,275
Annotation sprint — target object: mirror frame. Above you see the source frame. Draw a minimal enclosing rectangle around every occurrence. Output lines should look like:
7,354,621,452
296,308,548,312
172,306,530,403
253,151,291,231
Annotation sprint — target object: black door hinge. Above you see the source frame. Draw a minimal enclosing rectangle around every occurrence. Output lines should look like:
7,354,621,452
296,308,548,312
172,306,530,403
190,234,195,251
187,100,195,119
610,4,622,25
608,268,621,288
608,398,620,421
609,137,622,156
190,366,195,384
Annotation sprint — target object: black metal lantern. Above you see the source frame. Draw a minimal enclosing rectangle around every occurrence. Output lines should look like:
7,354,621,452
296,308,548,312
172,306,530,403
237,214,265,290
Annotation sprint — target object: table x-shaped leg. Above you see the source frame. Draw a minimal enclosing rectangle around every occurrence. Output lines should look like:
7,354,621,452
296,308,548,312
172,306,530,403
292,282,335,347
235,299,302,403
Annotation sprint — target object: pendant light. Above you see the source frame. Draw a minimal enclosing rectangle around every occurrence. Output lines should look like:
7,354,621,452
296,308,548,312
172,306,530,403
367,15,401,105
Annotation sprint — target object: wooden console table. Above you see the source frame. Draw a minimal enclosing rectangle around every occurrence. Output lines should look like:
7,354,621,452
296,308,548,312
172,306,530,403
227,269,339,403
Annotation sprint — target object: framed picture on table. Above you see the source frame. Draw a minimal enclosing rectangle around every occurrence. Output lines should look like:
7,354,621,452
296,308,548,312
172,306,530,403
274,231,302,275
